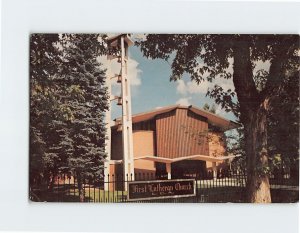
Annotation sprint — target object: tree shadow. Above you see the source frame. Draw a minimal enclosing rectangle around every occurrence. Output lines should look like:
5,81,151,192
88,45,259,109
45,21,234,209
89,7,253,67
30,184,94,202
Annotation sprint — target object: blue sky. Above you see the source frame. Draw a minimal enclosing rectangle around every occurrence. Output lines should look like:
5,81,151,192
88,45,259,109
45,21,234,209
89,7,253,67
108,44,237,122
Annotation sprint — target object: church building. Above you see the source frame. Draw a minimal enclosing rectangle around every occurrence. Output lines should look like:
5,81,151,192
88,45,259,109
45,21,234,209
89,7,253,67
108,104,240,180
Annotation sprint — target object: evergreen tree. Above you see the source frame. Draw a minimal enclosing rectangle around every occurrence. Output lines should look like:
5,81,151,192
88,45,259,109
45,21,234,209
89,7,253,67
30,34,63,189
30,34,109,201
58,34,109,201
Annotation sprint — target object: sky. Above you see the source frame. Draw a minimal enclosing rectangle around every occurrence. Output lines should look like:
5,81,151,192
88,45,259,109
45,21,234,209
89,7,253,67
100,35,270,123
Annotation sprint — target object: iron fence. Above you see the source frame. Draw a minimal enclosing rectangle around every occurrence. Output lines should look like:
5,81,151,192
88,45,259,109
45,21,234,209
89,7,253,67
29,170,298,203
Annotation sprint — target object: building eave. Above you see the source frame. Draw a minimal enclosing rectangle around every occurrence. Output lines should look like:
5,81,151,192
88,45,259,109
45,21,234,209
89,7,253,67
112,104,241,131
134,154,241,164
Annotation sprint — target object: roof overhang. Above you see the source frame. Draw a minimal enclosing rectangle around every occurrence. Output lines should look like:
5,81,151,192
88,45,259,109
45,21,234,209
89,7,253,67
131,105,179,124
134,154,241,164
188,105,241,130
112,104,241,131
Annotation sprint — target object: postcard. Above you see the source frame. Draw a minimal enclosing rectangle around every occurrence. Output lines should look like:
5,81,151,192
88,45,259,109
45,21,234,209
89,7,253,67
29,33,299,203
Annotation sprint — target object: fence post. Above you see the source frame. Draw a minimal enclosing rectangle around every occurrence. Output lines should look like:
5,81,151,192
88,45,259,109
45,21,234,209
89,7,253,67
104,161,109,191
212,162,217,181
166,163,172,180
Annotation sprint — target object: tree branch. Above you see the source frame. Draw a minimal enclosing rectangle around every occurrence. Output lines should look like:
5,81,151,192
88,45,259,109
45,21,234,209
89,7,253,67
232,36,260,113
260,35,299,102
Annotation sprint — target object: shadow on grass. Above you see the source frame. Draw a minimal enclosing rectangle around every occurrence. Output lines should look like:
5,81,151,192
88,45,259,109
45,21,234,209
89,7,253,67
271,189,299,203
30,184,126,202
30,184,91,202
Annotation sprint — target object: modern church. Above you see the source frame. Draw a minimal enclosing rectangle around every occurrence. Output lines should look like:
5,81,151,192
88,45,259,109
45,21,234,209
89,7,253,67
105,34,240,184
108,104,240,180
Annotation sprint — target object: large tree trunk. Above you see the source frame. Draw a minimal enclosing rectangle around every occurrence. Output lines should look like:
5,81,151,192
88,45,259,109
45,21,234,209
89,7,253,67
244,103,271,203
232,37,271,202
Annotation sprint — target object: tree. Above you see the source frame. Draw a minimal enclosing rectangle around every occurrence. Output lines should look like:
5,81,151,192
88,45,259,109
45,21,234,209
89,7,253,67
58,34,109,201
30,34,109,201
267,70,299,181
228,69,299,183
30,34,63,189
137,34,299,202
203,103,216,114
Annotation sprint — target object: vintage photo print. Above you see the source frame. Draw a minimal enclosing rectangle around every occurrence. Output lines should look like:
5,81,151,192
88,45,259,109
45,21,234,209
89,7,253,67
29,33,299,203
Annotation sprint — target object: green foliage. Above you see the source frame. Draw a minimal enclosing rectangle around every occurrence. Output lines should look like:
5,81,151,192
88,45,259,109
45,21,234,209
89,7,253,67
137,34,239,115
269,154,282,170
225,126,246,168
137,35,299,117
30,34,109,188
203,103,216,114
255,164,271,176
226,70,299,173
137,35,299,197
268,71,299,161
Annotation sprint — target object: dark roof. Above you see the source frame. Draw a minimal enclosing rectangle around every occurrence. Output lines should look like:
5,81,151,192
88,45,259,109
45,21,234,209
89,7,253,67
113,104,241,131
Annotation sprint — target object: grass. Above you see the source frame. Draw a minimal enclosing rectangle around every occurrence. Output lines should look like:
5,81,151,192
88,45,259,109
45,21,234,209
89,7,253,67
30,184,128,202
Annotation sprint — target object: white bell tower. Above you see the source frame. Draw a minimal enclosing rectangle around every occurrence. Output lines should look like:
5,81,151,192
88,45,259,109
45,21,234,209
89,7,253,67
105,34,135,190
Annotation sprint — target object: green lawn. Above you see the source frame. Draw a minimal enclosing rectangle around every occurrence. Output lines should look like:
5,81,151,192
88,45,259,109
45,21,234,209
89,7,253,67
30,185,128,202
